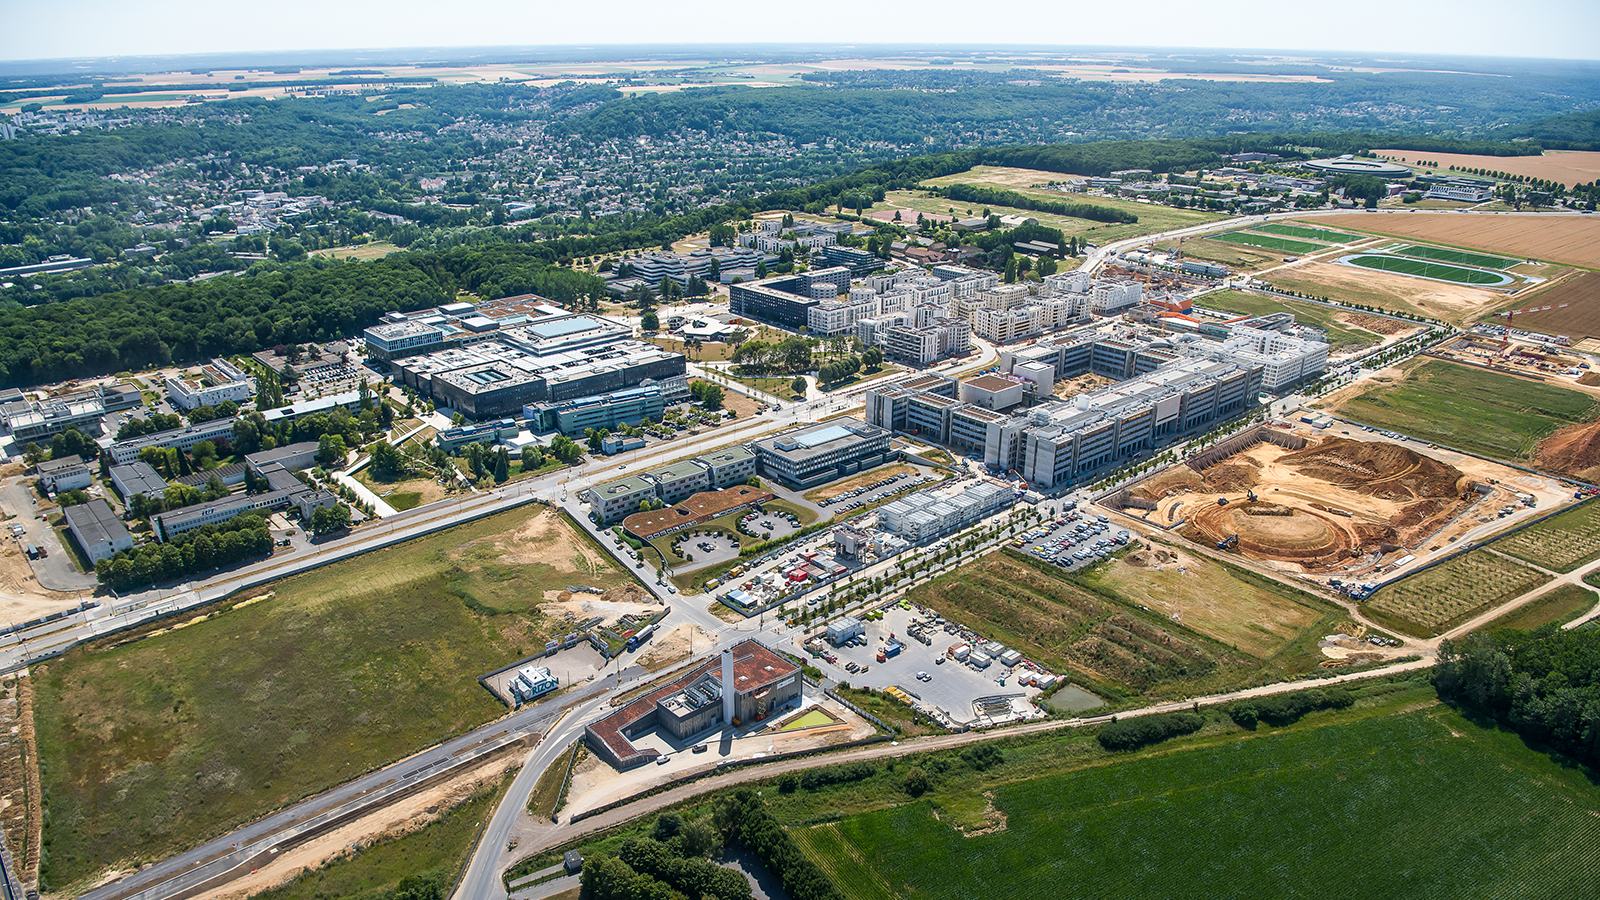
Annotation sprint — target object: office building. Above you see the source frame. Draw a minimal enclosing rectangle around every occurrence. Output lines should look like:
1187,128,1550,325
35,456,92,492
751,418,891,489
523,380,682,436
110,461,169,501
586,444,759,524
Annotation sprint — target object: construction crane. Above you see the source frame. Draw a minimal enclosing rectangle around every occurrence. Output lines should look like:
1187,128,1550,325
1496,303,1569,324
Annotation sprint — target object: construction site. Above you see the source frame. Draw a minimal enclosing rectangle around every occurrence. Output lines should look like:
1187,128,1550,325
1109,425,1572,577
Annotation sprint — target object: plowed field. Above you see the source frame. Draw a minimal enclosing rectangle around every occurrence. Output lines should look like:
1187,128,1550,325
1312,213,1600,269
1489,272,1600,340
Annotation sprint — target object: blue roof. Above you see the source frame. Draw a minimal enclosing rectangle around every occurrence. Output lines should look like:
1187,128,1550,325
796,424,852,449
523,317,598,340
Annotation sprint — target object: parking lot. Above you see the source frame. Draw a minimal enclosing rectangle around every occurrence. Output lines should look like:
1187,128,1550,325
1014,506,1131,571
797,604,1047,728
743,512,799,541
673,532,740,567
813,469,941,515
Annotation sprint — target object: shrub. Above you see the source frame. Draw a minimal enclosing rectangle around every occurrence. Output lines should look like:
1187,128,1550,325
1096,711,1204,752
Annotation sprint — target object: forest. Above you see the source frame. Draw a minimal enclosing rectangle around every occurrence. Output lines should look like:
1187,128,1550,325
1434,627,1600,768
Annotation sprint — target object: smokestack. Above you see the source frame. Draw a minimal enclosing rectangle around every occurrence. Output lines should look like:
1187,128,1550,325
721,647,736,726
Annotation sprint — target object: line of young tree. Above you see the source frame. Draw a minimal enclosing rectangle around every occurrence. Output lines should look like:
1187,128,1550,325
96,513,272,590
581,813,748,900
711,788,842,900
938,183,1138,223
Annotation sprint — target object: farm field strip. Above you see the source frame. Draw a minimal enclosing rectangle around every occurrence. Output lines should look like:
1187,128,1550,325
1482,272,1600,340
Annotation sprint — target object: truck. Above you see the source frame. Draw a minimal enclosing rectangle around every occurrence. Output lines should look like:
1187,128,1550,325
1217,535,1239,550
626,623,658,651
885,640,904,659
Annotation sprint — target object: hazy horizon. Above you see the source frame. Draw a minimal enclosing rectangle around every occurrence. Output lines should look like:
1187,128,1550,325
3,0,1597,66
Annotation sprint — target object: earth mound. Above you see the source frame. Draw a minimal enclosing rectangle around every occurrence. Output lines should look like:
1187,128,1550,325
1278,437,1469,503
1537,418,1600,481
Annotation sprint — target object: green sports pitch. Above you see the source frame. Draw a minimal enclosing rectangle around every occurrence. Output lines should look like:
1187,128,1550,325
1214,231,1328,255
1253,223,1364,244
1394,244,1519,270
1344,254,1512,285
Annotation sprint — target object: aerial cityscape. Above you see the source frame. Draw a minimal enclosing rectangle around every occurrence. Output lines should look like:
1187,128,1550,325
0,8,1598,900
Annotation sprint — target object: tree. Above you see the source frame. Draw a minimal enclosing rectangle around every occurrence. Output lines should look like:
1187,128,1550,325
371,439,406,480
863,346,884,369
756,260,768,279
317,432,347,466
641,311,659,332
790,376,806,397
310,502,352,535
493,447,510,483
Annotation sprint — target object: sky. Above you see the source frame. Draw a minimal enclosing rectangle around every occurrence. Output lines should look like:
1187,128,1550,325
3,0,1598,63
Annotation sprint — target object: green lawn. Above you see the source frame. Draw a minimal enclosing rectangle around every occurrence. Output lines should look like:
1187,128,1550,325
252,774,508,900
1345,254,1510,285
1335,358,1600,463
1199,290,1378,351
1254,223,1365,243
33,507,635,892
1396,244,1518,270
1214,231,1329,255
793,703,1600,900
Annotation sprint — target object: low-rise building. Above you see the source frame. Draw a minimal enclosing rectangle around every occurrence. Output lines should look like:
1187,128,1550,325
110,461,168,500
36,456,92,493
63,498,133,564
752,418,891,489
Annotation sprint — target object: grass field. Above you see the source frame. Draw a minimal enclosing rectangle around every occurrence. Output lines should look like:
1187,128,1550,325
902,552,1330,700
1198,290,1378,351
252,775,509,900
1477,583,1597,633
1345,254,1510,286
889,179,1225,244
792,702,1600,900
1493,500,1600,573
1253,223,1364,243
1076,551,1335,660
1176,237,1288,273
1396,244,1518,270
1362,548,1549,636
354,469,447,511
310,241,400,261
1214,231,1329,255
1335,359,1600,463
33,506,636,891
527,741,579,819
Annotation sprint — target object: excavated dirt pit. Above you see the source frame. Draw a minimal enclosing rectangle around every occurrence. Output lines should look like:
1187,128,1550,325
1161,436,1473,572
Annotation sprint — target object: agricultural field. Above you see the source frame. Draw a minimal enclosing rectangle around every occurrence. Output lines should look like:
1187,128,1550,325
1343,254,1511,286
32,506,638,891
792,701,1600,900
888,175,1224,244
1316,213,1600,269
1267,261,1506,325
1493,500,1600,573
902,552,1328,701
1361,548,1549,635
1197,290,1397,350
1371,148,1600,188
1394,244,1518,270
1252,223,1364,243
1476,584,1597,633
1485,272,1600,340
1214,231,1328,255
1333,359,1600,464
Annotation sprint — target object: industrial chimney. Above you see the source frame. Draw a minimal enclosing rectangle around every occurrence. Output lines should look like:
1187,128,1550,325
721,646,736,726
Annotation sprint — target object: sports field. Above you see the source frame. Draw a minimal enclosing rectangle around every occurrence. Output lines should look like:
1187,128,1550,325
794,702,1600,900
1343,254,1511,286
1253,223,1363,243
1395,244,1518,270
1334,359,1600,463
1214,231,1327,255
